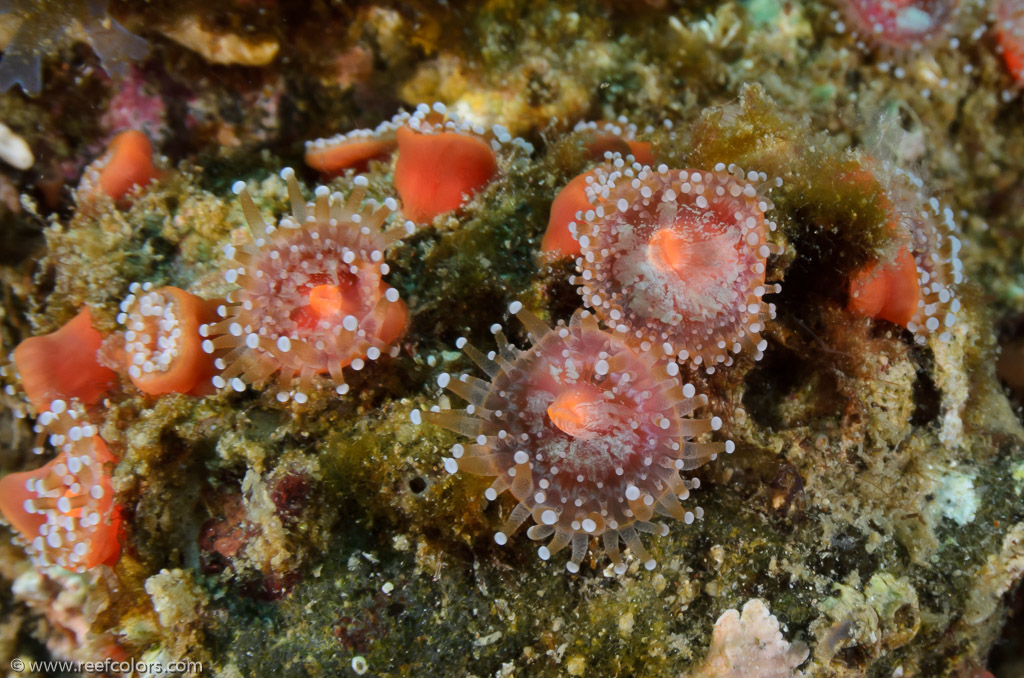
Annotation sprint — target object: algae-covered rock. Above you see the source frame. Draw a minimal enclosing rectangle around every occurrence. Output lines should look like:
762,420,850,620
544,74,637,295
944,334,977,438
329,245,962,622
0,1,1023,677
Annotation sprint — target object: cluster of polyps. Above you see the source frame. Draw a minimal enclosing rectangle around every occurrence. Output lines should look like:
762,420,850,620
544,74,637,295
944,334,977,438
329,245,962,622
416,305,731,573
0,400,120,571
200,168,411,402
570,161,783,373
306,102,531,224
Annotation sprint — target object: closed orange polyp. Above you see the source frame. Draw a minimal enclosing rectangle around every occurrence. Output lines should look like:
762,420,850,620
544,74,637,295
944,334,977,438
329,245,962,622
1004,45,1024,81
97,130,158,203
542,172,594,258
585,134,633,161
0,467,47,545
625,141,655,165
13,308,117,411
78,437,122,569
848,264,889,318
126,287,219,396
880,248,921,326
84,505,123,568
847,247,920,328
996,0,1024,82
304,138,397,177
0,435,121,571
394,125,498,223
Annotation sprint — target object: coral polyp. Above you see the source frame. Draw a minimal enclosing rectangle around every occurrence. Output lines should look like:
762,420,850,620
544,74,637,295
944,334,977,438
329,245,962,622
0,400,121,571
117,283,218,396
394,103,511,224
542,170,596,260
995,0,1024,82
77,129,160,205
542,119,665,260
571,162,782,371
847,166,963,343
574,118,657,165
304,114,408,177
201,169,412,401
838,0,956,49
420,306,730,573
848,246,921,327
12,307,117,412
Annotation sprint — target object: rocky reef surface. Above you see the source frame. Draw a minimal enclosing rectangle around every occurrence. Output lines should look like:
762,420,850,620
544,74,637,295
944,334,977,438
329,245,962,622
1,1,1024,677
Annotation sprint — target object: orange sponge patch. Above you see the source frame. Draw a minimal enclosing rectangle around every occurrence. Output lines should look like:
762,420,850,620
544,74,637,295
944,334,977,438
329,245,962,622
394,125,498,223
13,308,117,412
